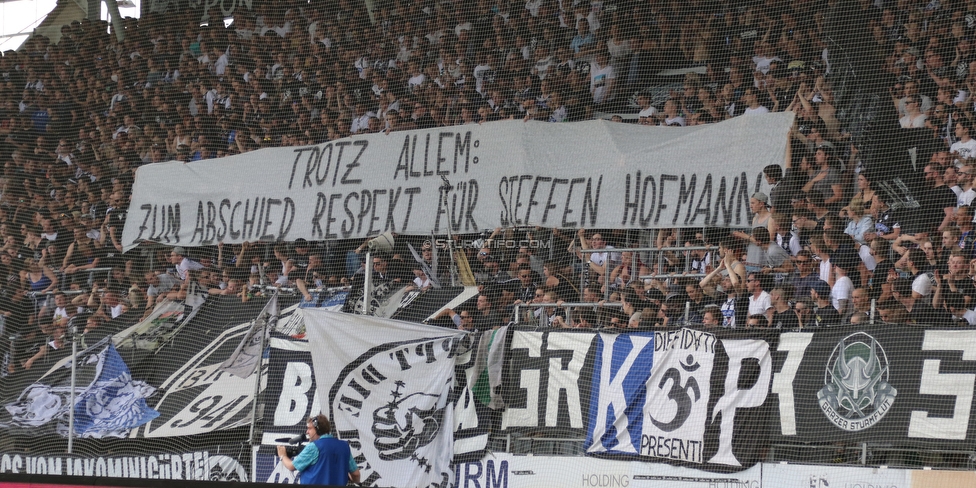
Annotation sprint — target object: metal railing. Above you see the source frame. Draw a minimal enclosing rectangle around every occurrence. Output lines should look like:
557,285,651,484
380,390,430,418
578,244,718,301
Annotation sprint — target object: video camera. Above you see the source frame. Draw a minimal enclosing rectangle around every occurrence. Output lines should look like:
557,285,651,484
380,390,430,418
275,433,308,458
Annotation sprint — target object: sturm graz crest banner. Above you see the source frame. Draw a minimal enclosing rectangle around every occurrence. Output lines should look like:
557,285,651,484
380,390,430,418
770,327,976,447
305,311,489,488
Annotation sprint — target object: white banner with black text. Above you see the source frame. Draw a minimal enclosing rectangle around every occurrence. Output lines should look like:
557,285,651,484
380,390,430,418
122,114,793,249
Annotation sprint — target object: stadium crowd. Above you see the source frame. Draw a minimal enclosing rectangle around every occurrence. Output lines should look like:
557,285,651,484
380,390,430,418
2,0,976,376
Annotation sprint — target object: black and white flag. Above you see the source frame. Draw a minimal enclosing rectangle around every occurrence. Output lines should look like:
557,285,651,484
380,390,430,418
220,293,279,378
306,311,476,488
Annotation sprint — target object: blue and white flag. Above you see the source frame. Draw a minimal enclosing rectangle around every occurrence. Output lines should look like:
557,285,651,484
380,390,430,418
73,343,160,438
585,332,656,455
3,340,158,438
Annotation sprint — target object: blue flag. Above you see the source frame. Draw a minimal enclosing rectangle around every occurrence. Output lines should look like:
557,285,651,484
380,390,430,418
72,343,160,438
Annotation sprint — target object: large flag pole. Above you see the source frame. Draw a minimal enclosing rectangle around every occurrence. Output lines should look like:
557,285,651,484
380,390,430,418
226,292,279,446
67,326,77,454
218,291,279,445
246,321,266,447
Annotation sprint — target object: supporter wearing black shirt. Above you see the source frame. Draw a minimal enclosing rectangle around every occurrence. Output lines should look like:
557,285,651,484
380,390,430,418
1,287,38,374
891,277,952,326
474,293,505,330
868,238,896,300
342,254,395,313
0,286,33,337
942,252,976,303
810,281,841,327
917,162,957,235
770,287,800,329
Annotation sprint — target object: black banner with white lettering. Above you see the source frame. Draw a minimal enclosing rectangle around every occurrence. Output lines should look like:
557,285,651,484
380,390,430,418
769,327,976,447
0,428,251,481
498,330,599,435
260,338,318,444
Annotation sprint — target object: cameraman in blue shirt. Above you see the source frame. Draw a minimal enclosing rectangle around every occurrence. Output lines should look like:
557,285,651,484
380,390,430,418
277,414,360,485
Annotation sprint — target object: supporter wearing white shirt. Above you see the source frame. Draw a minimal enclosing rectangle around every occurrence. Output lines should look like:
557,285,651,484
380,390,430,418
636,95,657,125
957,165,976,207
260,21,292,38
214,50,230,76
349,104,375,134
746,273,772,323
170,246,204,281
741,88,770,115
950,120,976,164
589,53,615,105
473,56,495,95
751,42,781,74
407,62,426,88
575,229,620,276
660,100,686,126
831,265,853,315
899,97,926,128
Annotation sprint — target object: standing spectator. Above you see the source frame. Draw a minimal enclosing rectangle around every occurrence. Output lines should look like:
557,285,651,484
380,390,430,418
891,277,951,326
895,80,933,116
899,97,927,128
831,261,855,316
950,120,976,165
763,165,789,214
746,272,773,326
944,291,976,325
802,146,844,209
636,95,658,125
845,287,873,323
570,18,596,55
920,162,958,234
956,166,976,207
842,196,875,246
810,280,841,327
575,229,618,280
740,87,769,115
589,52,616,106
660,99,686,126
700,305,722,328
170,246,204,282
699,239,747,328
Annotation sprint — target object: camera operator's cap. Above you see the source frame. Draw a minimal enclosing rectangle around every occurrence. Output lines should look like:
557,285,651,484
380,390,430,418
751,192,768,204
172,246,187,256
294,238,309,249
811,280,831,298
